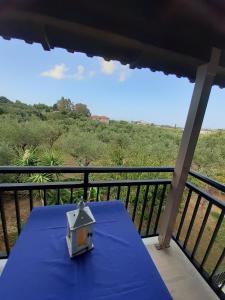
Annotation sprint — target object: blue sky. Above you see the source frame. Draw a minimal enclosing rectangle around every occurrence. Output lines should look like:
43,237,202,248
0,37,225,129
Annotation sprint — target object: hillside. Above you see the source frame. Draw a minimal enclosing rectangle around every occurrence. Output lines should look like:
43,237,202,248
0,96,225,183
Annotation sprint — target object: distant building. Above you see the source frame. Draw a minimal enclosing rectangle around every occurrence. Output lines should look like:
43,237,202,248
200,129,213,135
131,120,149,125
91,115,110,124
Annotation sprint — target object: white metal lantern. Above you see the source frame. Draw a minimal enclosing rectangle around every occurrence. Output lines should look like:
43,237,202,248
66,199,96,257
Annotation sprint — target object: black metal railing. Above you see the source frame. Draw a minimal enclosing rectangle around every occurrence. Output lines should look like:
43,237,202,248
173,172,225,298
0,166,173,259
0,166,225,298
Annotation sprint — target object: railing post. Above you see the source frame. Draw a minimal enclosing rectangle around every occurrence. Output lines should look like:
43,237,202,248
83,172,89,201
0,191,10,256
158,48,221,249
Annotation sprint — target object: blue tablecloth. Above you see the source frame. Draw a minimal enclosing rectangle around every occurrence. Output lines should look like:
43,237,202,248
0,201,171,300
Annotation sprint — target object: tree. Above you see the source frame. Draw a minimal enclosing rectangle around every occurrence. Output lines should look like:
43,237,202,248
73,103,91,118
0,96,12,104
54,97,73,112
109,134,131,165
39,121,64,148
63,132,103,166
34,103,51,112
0,143,14,165
0,143,15,183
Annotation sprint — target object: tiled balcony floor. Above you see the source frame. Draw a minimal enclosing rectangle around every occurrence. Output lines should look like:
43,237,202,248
143,237,219,300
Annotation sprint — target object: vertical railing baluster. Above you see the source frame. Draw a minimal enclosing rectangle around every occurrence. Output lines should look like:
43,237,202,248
43,189,47,206
154,184,167,235
183,194,202,250
83,172,89,201
145,184,158,236
125,186,131,208
191,201,212,259
138,185,150,234
116,186,121,200
220,280,225,292
176,188,192,240
29,190,33,211
96,187,99,202
57,189,60,205
107,186,111,201
210,248,225,280
70,188,73,204
0,192,10,256
14,190,21,234
132,185,140,221
200,211,224,270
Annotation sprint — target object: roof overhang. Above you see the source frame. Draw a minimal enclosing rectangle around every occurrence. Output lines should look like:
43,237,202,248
1,1,225,87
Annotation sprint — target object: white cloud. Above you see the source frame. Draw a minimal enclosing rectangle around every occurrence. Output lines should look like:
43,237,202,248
41,64,67,80
118,70,126,82
40,61,129,82
74,65,85,80
118,65,130,82
88,70,95,78
100,59,116,75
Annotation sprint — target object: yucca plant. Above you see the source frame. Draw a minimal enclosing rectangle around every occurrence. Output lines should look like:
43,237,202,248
33,151,64,205
14,148,64,205
15,146,38,166
40,151,63,167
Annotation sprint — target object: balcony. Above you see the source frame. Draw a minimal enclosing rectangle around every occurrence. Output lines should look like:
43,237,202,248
0,166,224,299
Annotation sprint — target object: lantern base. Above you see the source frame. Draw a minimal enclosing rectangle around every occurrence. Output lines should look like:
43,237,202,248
66,236,94,258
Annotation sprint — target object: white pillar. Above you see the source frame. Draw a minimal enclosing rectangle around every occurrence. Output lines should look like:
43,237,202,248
158,48,221,249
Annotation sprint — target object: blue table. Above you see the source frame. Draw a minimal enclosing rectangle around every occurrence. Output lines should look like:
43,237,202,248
0,201,171,300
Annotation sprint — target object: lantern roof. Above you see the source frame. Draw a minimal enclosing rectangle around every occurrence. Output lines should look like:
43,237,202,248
67,206,95,230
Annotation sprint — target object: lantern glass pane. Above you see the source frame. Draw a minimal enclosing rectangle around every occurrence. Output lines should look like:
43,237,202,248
77,227,87,247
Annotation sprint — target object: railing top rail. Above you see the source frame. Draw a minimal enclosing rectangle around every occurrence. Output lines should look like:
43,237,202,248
186,182,225,211
0,179,171,191
0,181,84,191
89,179,171,187
0,166,174,174
189,170,225,194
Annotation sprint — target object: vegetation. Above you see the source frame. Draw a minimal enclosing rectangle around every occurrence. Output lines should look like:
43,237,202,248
0,95,225,182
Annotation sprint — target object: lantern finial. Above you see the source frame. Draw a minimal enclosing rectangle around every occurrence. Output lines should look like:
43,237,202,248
78,196,85,210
